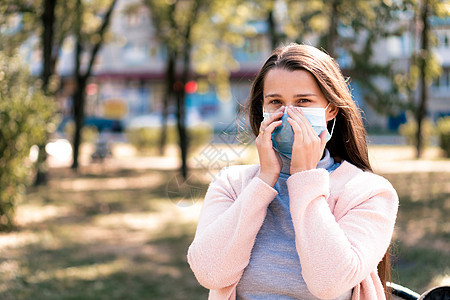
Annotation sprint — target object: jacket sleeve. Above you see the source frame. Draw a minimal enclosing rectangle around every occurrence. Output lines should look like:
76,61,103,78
286,168,398,299
187,167,278,290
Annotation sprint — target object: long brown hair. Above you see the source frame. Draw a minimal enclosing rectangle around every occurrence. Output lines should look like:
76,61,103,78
245,43,391,295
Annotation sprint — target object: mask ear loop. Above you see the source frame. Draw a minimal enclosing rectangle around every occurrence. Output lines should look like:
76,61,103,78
325,102,336,137
329,118,336,137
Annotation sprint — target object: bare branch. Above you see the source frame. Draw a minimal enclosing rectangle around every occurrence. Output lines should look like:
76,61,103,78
84,0,118,79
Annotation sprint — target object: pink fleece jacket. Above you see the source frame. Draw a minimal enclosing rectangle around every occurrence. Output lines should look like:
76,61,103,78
187,161,398,300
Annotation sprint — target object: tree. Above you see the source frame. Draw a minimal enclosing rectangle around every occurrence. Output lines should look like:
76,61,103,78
285,0,447,159
34,0,68,185
283,0,449,160
137,1,178,157
0,52,56,231
254,0,409,97
41,0,57,93
71,0,117,170
40,0,75,94
0,2,35,55
393,0,448,157
2,0,75,184
143,0,256,178
143,0,211,178
416,0,432,158
414,0,447,158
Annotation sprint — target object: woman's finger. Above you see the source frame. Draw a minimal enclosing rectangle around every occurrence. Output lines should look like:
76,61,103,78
287,117,304,142
260,107,284,131
287,106,313,137
256,120,282,147
319,130,327,150
262,120,282,139
289,106,320,140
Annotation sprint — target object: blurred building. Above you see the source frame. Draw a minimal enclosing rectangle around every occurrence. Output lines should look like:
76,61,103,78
49,0,273,131
22,0,450,133
430,17,450,120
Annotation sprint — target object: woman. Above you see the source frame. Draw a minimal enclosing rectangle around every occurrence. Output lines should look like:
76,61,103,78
187,43,398,300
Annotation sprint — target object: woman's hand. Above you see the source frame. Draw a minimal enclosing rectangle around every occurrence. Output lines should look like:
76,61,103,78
286,106,327,174
256,107,283,186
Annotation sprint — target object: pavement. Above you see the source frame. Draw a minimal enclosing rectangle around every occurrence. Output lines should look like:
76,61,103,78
46,139,450,175
367,145,450,173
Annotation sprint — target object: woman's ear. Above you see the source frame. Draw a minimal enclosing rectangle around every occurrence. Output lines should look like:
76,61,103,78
326,104,339,122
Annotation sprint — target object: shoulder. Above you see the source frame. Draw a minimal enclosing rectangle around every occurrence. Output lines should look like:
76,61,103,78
333,161,395,192
331,161,398,211
204,164,261,202
210,164,260,189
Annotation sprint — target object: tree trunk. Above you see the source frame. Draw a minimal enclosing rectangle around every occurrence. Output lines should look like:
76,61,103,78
177,48,190,178
41,0,57,93
71,0,117,169
33,145,48,186
34,0,57,186
267,4,279,50
71,76,87,169
327,0,340,58
175,89,188,179
415,0,430,159
174,0,203,178
159,50,176,155
72,0,83,170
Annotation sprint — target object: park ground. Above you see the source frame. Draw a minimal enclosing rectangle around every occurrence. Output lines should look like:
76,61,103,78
0,142,449,299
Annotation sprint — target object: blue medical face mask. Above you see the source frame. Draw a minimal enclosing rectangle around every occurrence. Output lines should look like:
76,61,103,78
262,104,336,158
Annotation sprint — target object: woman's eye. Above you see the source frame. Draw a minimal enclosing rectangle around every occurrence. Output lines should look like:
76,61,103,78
270,99,282,104
298,99,310,104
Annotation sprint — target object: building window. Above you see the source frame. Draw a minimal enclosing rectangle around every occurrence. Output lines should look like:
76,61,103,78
241,35,265,60
148,44,161,58
124,6,148,28
127,14,139,27
433,76,440,88
433,70,450,91
123,42,149,64
446,70,450,88
437,30,450,48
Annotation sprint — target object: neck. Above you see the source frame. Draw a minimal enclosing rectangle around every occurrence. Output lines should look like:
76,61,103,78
280,154,291,175
280,149,334,175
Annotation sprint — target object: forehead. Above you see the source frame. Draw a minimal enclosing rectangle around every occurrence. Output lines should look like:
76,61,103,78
263,68,321,95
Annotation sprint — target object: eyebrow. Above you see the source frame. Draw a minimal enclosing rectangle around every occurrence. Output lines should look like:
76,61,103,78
264,93,317,98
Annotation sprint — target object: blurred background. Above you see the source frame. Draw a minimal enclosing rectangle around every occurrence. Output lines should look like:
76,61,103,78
0,0,449,299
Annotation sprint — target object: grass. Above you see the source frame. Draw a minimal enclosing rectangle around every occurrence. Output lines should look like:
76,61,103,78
385,172,450,292
0,145,448,299
0,168,210,300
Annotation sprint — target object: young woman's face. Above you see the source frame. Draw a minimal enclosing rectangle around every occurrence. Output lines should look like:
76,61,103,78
263,68,335,121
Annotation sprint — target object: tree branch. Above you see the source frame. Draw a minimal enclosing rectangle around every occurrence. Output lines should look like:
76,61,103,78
4,1,35,14
84,0,117,79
